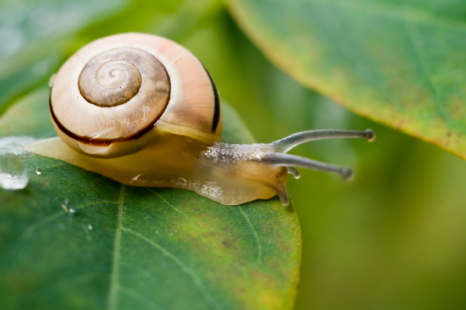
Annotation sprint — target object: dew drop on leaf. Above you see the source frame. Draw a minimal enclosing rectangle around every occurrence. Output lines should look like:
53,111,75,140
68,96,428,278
0,153,28,190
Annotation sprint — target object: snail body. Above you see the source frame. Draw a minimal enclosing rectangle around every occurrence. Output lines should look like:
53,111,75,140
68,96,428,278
26,33,375,206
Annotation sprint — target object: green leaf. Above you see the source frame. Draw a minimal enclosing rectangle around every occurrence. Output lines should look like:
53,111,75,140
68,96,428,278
0,0,221,116
0,89,301,310
226,0,466,159
0,0,126,115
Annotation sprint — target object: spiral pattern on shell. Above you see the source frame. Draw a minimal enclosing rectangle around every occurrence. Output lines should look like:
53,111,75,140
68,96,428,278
78,47,168,108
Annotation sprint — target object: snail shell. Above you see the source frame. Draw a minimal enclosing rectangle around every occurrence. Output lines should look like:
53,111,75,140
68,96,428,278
26,33,375,206
50,33,221,158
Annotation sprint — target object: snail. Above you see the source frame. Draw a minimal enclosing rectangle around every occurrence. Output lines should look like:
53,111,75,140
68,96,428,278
25,33,375,206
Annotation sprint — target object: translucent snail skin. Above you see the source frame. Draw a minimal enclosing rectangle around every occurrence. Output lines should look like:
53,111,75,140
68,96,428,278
25,33,375,206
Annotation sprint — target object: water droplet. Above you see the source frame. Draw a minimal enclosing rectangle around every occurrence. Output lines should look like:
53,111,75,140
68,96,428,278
0,136,36,155
87,224,93,230
156,231,159,234
34,167,42,175
60,204,69,213
170,233,173,236
0,154,28,190
60,199,75,213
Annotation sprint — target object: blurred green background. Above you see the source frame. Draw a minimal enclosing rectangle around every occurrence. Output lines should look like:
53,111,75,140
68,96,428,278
1,0,466,309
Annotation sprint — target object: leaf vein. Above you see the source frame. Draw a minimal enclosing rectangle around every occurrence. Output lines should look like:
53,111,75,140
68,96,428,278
403,17,450,123
119,285,162,310
107,185,125,310
121,226,222,310
238,206,263,264
147,189,251,279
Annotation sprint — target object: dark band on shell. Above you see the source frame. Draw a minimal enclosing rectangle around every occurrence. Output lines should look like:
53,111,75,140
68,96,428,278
204,68,220,133
49,91,170,146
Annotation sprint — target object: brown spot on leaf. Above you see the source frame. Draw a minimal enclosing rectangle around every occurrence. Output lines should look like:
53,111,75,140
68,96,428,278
222,240,233,249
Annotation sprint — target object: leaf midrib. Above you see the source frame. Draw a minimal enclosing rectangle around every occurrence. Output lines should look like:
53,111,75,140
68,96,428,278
106,185,222,310
107,185,125,310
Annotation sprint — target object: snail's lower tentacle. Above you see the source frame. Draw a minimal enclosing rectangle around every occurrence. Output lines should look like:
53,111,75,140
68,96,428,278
274,182,290,206
287,167,301,179
262,153,353,181
272,129,375,153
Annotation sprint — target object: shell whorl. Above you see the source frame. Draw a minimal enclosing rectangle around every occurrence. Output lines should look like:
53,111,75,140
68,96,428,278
77,47,168,108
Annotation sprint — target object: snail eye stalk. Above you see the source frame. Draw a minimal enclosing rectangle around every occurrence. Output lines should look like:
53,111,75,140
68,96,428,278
287,167,301,179
262,153,353,180
272,129,375,153
264,129,375,180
